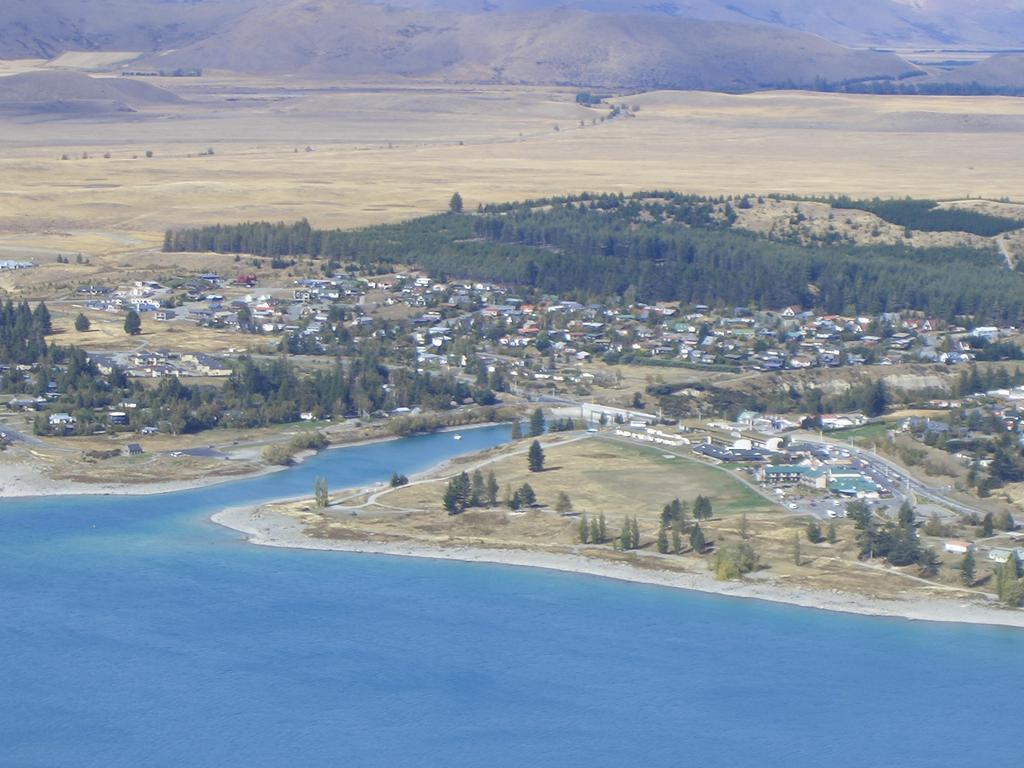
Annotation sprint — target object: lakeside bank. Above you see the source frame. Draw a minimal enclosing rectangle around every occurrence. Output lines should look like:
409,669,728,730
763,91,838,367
0,422,503,499
213,504,1024,630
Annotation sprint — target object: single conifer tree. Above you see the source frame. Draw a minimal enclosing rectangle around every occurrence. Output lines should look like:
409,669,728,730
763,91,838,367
528,440,545,472
529,408,546,437
485,471,499,505
620,518,632,550
690,523,705,554
555,491,572,515
960,549,976,586
657,521,669,554
124,309,142,336
314,477,329,508
806,520,823,543
470,469,485,507
518,483,536,507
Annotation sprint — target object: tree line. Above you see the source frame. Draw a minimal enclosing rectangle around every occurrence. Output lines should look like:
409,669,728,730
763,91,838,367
0,300,50,366
28,347,485,436
164,193,1024,322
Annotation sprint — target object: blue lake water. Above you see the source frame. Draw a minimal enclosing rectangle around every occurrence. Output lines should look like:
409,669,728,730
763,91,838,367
0,423,1020,767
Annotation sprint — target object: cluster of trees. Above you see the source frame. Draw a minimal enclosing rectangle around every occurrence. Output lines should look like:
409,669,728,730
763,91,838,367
952,365,1024,398
657,518,706,555
961,337,1023,361
164,215,470,273
442,469,500,514
805,518,838,545
0,300,51,365
919,376,1024,494
262,431,329,466
220,351,481,429
820,79,1024,99
974,509,1017,537
577,512,608,544
619,515,641,550
507,483,537,510
574,92,607,106
27,348,130,436
848,501,940,576
574,499,714,555
388,407,515,437
712,540,759,580
165,192,1024,322
463,197,1021,322
654,497,711,555
25,345,488,437
663,364,1023,424
810,196,1023,238
977,435,1024,495
959,547,1021,606
547,417,578,433
995,556,1022,607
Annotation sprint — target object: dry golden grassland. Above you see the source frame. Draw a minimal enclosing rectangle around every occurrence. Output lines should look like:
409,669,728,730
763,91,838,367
49,308,256,354
389,435,778,518
3,72,1024,283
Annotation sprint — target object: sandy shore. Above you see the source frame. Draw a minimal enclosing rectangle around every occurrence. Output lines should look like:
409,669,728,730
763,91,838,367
213,505,1024,630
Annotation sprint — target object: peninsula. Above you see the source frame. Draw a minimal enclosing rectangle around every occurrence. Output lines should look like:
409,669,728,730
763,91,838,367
213,421,1024,629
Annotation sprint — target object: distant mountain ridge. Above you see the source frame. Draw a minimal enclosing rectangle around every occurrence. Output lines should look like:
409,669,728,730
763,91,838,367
1,0,1022,91
136,2,917,90
387,0,1024,49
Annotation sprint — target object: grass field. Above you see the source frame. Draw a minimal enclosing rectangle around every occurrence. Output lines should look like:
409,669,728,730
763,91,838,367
831,421,894,446
345,434,779,524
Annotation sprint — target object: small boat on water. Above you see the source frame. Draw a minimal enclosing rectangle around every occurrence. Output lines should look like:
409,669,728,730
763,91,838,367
453,434,463,440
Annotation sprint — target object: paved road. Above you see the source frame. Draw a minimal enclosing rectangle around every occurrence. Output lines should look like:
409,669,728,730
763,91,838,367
0,423,48,448
798,434,984,521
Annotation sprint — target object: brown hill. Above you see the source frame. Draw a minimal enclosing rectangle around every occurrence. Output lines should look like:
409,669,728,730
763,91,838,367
464,11,917,90
139,0,916,90
929,53,1024,89
0,0,260,59
8,0,1024,56
0,70,180,113
399,0,1024,49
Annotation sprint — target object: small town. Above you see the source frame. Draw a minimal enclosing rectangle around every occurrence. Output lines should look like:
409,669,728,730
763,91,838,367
7,3,1024,759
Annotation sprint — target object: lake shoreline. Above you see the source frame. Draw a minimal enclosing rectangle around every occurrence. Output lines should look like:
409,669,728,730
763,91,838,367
0,422,503,499
212,504,1024,630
